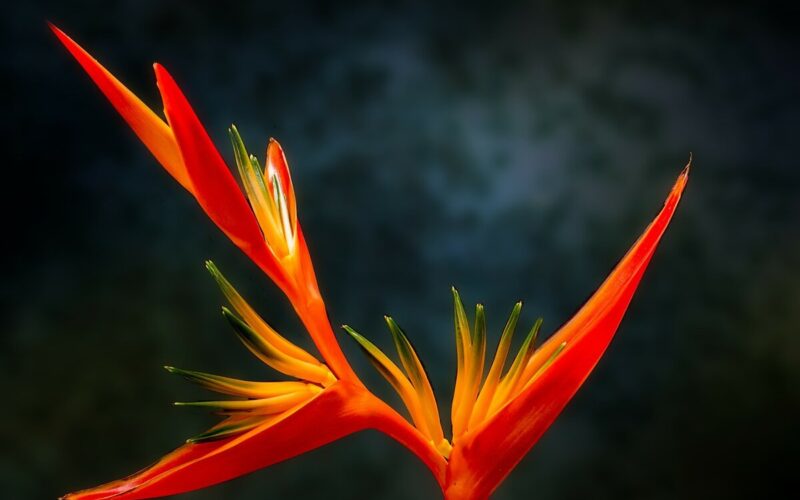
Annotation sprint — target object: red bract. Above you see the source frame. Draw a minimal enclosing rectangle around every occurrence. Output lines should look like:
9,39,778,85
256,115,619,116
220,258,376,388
54,25,689,500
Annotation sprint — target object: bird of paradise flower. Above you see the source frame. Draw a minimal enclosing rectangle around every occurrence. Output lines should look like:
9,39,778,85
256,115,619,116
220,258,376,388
52,24,689,500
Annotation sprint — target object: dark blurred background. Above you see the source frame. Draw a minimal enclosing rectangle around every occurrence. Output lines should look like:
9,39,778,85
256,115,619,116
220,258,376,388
2,1,798,498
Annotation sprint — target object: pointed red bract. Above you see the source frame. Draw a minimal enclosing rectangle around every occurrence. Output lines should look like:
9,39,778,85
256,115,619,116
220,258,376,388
49,25,192,192
64,383,363,499
445,168,689,499
153,64,290,291
64,382,445,499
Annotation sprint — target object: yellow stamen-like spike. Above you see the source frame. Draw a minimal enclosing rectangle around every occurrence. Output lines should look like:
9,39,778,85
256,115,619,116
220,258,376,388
511,341,568,400
450,288,473,438
343,325,436,441
385,317,446,446
187,415,272,443
164,366,319,399
470,305,487,386
487,318,542,416
516,321,570,390
223,307,336,386
206,261,319,365
453,304,487,434
174,390,312,413
469,302,522,429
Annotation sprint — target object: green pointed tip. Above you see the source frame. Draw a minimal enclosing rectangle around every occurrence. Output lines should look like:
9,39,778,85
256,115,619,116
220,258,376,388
530,317,544,346
383,316,399,330
164,365,194,377
452,286,471,361
186,417,264,444
496,302,522,348
342,325,361,340
524,319,542,347
173,401,216,408
228,123,242,142
504,302,523,328
206,261,228,289
451,287,464,308
343,325,381,355
229,124,253,172
208,266,241,308
550,341,567,359
508,303,523,322
539,341,567,374
385,317,427,389
228,130,241,150
474,304,486,329
223,308,258,344
452,288,467,312
472,303,487,370
498,302,523,344
223,308,255,340
475,304,485,323
343,325,409,402
385,317,406,343
504,317,542,379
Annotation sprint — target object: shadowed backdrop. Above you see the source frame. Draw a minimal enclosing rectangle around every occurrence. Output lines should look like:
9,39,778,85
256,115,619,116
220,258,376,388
2,1,798,498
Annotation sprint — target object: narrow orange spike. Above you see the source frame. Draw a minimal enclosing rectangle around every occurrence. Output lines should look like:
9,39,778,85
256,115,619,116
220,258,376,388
469,303,523,428
450,288,473,438
386,317,447,447
343,325,434,438
206,261,320,365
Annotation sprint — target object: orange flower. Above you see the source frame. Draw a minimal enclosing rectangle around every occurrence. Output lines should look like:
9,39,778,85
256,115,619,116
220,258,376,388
53,25,689,500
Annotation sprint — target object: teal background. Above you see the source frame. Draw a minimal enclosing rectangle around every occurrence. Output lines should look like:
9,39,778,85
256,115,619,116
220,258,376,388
2,1,798,498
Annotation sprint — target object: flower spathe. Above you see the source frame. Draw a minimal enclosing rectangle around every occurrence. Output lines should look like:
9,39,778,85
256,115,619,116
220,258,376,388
53,24,689,500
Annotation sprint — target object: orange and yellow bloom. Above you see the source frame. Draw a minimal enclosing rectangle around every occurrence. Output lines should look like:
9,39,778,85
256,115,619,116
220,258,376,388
53,25,689,500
